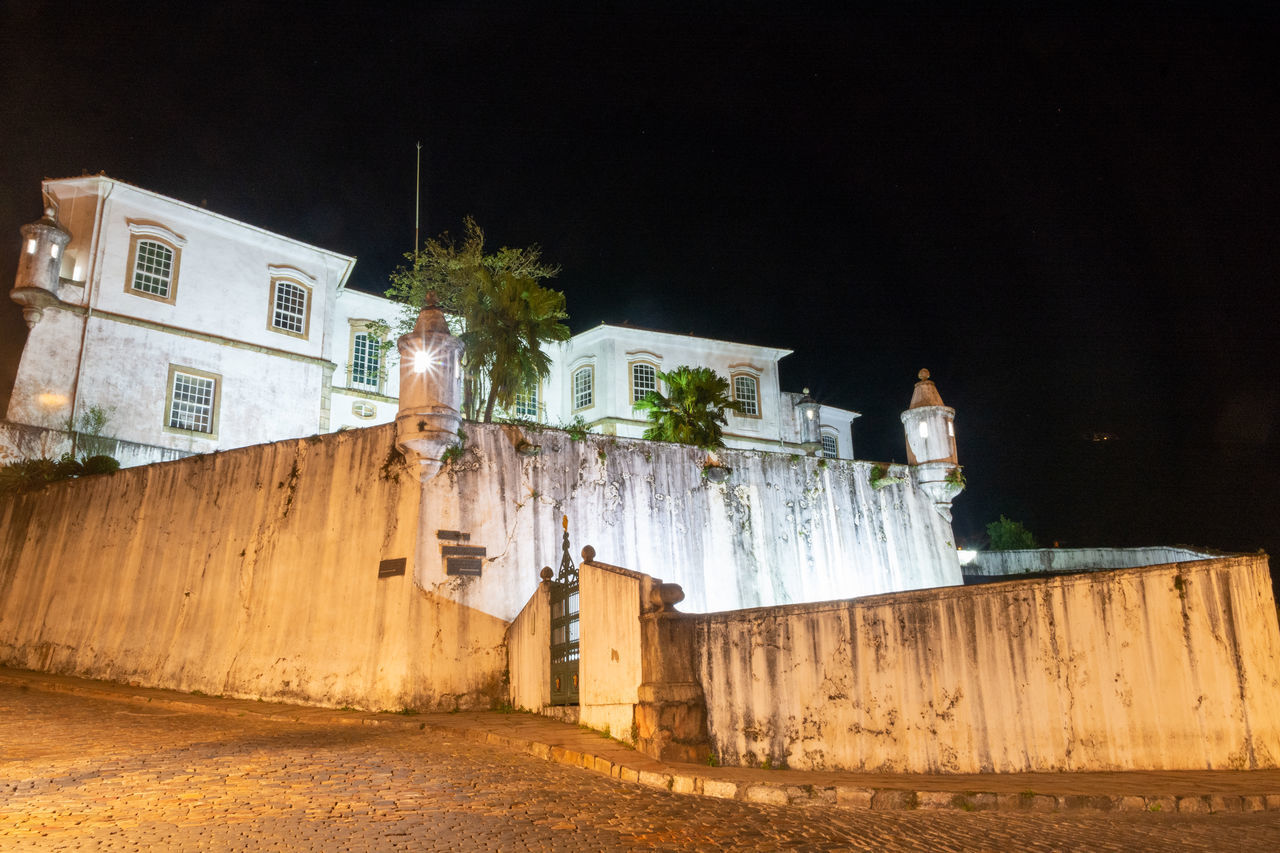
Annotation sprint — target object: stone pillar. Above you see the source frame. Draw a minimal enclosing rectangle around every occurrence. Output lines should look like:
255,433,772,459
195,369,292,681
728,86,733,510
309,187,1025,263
395,293,464,481
635,580,712,764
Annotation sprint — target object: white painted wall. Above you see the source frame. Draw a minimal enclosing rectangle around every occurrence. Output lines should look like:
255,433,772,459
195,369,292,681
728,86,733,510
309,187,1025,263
696,554,1280,773
422,424,960,617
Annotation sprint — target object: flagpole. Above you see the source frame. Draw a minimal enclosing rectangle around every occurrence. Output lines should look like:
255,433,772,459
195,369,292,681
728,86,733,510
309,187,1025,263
414,141,423,258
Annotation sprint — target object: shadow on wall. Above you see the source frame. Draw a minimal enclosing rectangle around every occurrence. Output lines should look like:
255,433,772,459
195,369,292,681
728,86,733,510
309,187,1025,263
0,304,28,416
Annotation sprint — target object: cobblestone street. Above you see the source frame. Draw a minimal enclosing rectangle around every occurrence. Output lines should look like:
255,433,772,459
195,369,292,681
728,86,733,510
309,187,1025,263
2,684,1278,851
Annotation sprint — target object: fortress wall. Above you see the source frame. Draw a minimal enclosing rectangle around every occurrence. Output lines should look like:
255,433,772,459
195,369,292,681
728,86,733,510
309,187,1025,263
696,555,1280,772
968,546,1219,577
0,420,962,708
0,423,509,710
447,425,961,616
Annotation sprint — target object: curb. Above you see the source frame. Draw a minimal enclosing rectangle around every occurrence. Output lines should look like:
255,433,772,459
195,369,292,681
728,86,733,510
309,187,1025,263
5,672,1279,815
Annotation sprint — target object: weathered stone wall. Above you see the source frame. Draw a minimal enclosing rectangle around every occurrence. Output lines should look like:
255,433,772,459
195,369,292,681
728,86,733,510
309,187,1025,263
505,580,550,713
695,555,1280,773
443,425,960,615
0,420,189,468
578,561,644,743
968,546,1218,577
0,418,962,709
0,423,509,711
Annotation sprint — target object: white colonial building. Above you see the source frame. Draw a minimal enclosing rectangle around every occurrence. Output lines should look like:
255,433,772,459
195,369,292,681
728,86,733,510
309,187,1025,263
531,323,859,458
4,177,857,465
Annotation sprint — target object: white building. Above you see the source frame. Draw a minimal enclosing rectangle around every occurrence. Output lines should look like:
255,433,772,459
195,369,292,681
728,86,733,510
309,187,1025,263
534,323,859,459
4,177,858,465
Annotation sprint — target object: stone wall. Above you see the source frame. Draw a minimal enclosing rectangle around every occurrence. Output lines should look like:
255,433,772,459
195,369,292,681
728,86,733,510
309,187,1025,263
968,546,1218,577
578,561,644,743
0,420,189,468
695,554,1280,773
0,418,963,709
0,423,509,711
505,580,550,713
447,425,961,614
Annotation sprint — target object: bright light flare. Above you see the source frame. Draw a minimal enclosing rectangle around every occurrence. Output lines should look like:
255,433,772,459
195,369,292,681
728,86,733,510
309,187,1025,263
409,341,446,375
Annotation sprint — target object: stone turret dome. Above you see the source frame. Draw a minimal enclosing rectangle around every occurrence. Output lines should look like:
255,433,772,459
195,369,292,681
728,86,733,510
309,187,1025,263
908,368,945,409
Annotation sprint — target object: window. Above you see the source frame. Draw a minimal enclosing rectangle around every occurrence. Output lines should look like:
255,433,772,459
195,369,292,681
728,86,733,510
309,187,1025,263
350,331,381,390
573,366,593,410
631,362,657,405
514,383,539,419
352,400,376,419
733,374,759,417
165,365,220,438
129,238,178,301
269,279,310,337
821,432,839,459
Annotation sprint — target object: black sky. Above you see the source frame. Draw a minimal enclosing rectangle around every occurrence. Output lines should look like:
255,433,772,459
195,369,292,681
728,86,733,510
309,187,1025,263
1,1,1277,562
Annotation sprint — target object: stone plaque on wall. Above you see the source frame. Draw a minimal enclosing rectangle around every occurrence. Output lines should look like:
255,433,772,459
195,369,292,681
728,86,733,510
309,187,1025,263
377,557,406,578
442,544,485,577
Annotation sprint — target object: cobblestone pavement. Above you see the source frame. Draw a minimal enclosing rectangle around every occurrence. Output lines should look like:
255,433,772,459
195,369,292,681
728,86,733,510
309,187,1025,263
3,685,1279,852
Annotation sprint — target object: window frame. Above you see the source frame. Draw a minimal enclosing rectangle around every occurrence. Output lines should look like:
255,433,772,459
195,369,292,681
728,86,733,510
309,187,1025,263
820,429,839,459
629,360,660,407
731,372,760,419
572,365,594,412
125,234,182,304
513,380,541,420
164,364,221,439
347,320,385,393
268,277,312,339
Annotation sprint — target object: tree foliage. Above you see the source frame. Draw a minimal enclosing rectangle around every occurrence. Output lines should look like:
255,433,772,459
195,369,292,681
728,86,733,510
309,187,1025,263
634,366,743,450
986,515,1038,550
385,217,568,421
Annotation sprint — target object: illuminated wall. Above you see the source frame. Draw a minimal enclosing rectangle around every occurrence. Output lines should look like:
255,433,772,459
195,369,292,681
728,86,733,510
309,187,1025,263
696,554,1280,772
0,420,960,708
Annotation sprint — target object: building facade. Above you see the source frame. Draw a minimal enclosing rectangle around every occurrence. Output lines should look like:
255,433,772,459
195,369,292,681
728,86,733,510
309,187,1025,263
4,177,857,465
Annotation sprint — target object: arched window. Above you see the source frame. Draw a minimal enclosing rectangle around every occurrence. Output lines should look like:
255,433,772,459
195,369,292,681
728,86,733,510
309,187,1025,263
130,239,177,300
821,431,839,459
573,366,594,410
351,331,381,390
631,362,658,405
270,279,310,337
732,374,759,417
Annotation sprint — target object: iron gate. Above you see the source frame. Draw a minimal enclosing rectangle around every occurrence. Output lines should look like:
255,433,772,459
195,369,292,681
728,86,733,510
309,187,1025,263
549,515,579,705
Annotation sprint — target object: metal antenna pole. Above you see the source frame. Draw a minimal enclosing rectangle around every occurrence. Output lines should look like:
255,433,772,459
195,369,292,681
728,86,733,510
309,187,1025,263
414,141,423,257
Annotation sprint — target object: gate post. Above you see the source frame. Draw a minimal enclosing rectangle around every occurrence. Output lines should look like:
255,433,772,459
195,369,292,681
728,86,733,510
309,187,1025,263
636,582,712,764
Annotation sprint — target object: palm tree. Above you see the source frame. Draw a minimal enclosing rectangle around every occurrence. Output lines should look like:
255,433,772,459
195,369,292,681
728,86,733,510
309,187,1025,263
387,217,567,422
634,366,743,450
458,268,570,422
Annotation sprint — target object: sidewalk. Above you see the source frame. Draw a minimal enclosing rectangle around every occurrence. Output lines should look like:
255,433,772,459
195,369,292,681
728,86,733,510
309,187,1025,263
4,666,1279,815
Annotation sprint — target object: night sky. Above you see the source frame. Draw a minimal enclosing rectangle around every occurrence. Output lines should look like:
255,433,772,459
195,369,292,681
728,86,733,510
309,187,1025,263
2,3,1277,565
